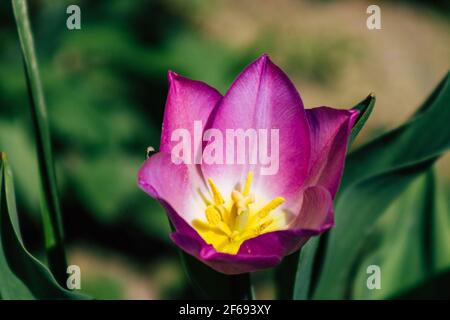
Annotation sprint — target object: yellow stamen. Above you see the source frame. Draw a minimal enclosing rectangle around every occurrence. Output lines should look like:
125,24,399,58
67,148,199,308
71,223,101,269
192,219,231,240
193,172,287,254
255,197,285,219
198,188,212,206
257,218,274,233
205,206,222,225
231,190,242,202
208,178,224,205
243,171,253,196
217,221,232,236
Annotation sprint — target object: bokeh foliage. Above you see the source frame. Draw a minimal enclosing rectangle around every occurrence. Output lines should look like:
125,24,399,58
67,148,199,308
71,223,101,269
0,0,254,299
0,0,449,299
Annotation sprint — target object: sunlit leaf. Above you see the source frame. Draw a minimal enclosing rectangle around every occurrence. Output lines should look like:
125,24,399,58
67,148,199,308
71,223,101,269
12,0,67,284
283,93,376,300
347,165,450,299
0,153,87,299
307,73,450,299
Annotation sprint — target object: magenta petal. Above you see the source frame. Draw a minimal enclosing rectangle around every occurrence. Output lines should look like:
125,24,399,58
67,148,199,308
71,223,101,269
137,152,207,223
160,198,283,274
305,107,359,197
137,57,358,275
236,185,333,260
171,232,282,274
201,54,311,205
160,72,222,156
170,186,333,274
291,185,334,231
171,227,325,274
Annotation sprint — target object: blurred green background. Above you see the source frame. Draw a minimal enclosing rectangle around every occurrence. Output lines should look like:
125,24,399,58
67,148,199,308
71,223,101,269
0,0,449,299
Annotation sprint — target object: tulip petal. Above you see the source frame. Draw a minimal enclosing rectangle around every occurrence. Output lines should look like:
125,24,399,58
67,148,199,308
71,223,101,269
171,226,325,274
160,72,222,157
168,185,333,274
305,107,359,197
137,152,208,223
171,231,282,274
138,58,358,275
237,185,333,259
202,54,311,206
290,185,334,231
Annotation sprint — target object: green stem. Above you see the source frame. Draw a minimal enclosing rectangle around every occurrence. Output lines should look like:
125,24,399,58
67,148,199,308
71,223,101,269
275,250,300,299
230,273,254,300
11,0,67,286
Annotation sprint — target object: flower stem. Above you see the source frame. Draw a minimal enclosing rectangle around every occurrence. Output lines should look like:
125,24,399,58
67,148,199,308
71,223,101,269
230,273,254,300
11,0,67,286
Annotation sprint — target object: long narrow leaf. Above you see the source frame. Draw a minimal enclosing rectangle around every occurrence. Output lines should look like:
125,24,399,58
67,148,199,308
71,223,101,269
0,153,87,299
313,158,437,299
11,0,67,284
348,93,375,146
342,72,450,189
294,73,450,299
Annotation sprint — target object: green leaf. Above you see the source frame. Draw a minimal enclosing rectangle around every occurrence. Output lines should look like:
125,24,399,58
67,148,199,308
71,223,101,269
312,159,437,299
11,0,67,284
179,251,253,299
0,153,87,299
342,72,450,189
395,268,450,299
309,72,450,299
349,169,440,299
292,237,321,299
348,93,376,147
0,120,40,213
348,166,450,299
286,94,375,300
274,250,299,300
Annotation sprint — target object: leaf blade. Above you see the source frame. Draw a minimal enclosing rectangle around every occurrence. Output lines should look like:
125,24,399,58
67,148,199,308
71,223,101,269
11,0,67,284
0,153,88,299
291,94,375,300
348,93,376,147
309,73,450,299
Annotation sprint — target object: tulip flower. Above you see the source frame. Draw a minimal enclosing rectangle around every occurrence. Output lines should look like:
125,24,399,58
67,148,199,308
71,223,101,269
138,54,358,274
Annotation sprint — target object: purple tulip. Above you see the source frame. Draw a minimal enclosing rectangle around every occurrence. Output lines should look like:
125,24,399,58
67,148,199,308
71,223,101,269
138,54,358,274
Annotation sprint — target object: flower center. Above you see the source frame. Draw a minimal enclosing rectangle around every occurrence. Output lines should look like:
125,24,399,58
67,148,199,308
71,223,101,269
192,172,285,254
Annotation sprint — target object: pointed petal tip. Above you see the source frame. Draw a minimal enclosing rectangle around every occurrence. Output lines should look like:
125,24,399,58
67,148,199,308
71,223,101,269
255,53,271,65
167,70,180,83
167,71,185,93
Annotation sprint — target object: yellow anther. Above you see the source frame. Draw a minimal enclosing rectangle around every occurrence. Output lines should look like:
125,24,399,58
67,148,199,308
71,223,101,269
217,221,232,236
257,218,274,233
192,219,231,238
239,194,255,207
255,197,285,219
192,219,212,232
208,178,224,205
235,208,250,231
236,194,255,217
205,206,222,225
231,190,243,202
194,174,286,255
243,171,254,196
